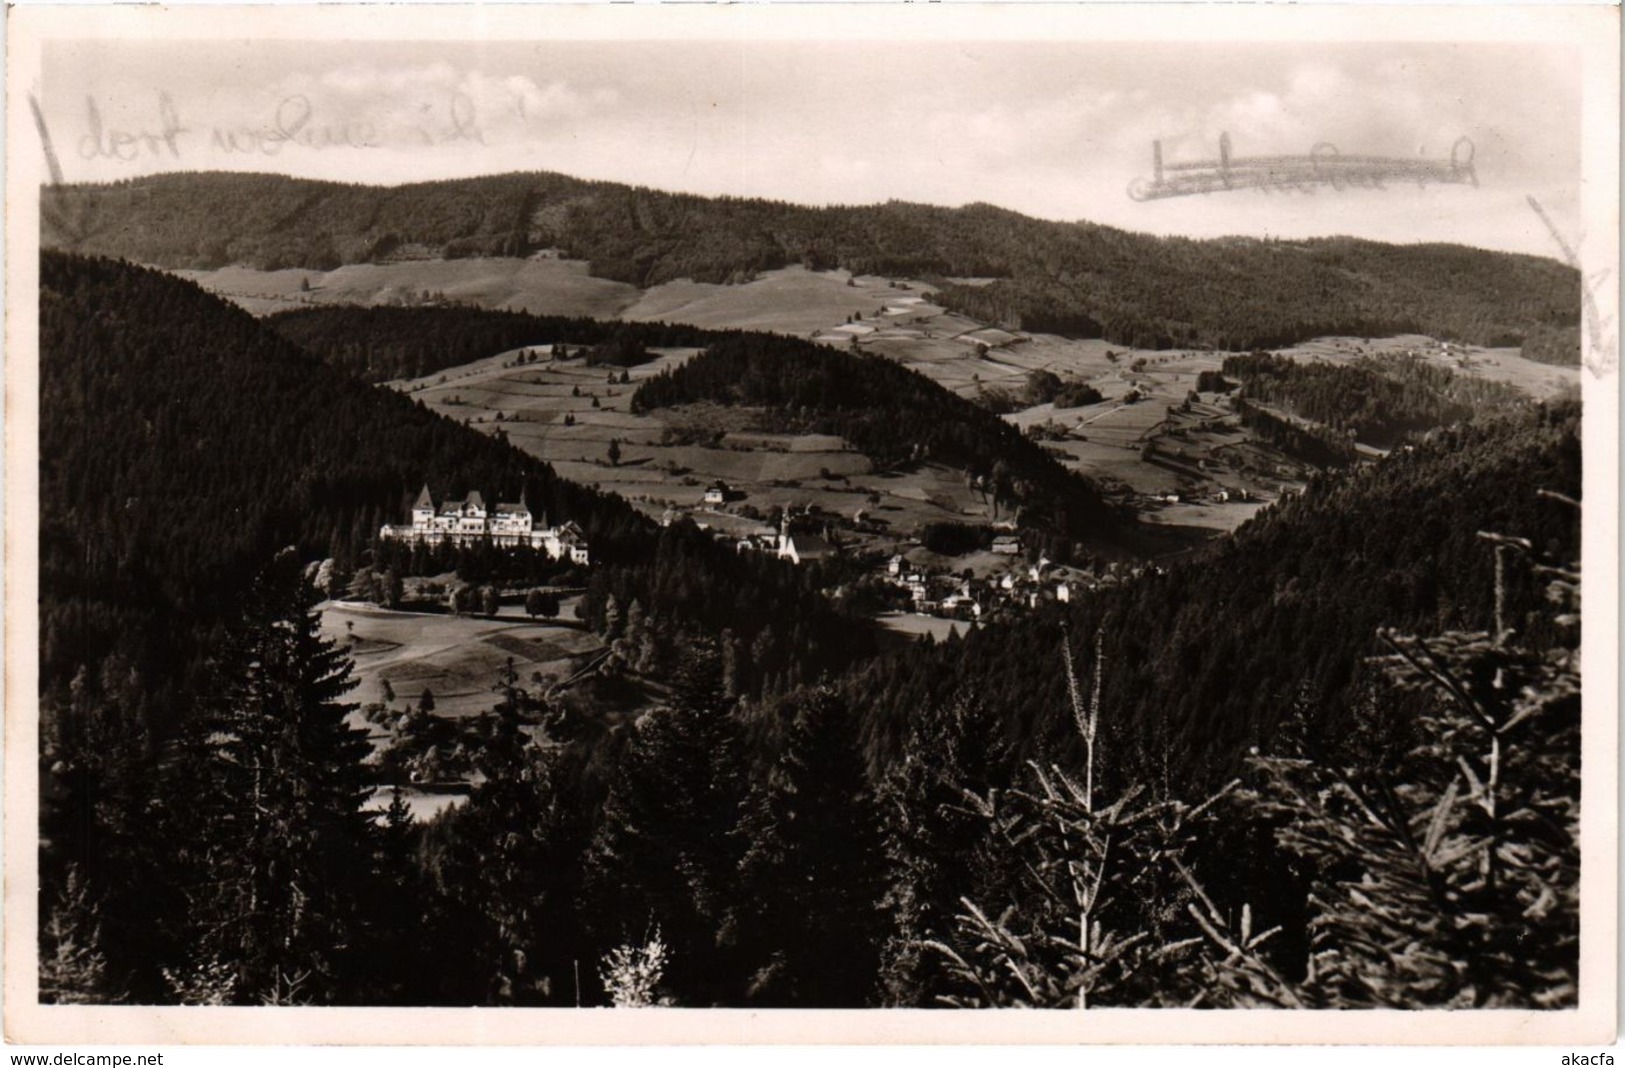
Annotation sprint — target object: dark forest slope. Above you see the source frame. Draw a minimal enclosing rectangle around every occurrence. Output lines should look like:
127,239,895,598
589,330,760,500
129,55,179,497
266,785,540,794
846,400,1581,789
44,170,1579,350
39,253,871,722
266,304,720,383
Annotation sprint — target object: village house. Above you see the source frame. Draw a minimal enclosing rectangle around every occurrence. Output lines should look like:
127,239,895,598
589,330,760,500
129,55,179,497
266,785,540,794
380,484,591,564
737,527,778,554
991,534,1022,555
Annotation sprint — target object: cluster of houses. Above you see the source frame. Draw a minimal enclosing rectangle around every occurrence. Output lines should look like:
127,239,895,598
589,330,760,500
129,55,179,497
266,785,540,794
883,552,1123,621
380,485,591,564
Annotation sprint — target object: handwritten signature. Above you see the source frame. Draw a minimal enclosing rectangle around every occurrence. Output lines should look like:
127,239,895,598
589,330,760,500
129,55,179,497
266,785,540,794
1128,133,1478,201
73,92,484,164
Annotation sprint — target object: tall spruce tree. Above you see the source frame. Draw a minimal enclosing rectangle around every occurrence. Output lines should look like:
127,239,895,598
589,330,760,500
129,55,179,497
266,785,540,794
428,744,593,1006
875,693,1004,1006
732,687,888,1006
171,550,373,1004
39,655,166,999
1189,517,1583,1009
584,640,747,1004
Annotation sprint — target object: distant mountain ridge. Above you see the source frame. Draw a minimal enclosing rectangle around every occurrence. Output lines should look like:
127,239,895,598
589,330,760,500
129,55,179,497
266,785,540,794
43,169,1579,350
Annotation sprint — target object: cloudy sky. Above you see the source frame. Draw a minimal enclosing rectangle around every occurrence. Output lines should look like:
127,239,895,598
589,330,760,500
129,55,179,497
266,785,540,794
38,28,1585,259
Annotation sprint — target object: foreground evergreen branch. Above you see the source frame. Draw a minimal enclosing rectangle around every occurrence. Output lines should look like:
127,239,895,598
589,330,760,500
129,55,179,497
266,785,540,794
1194,502,1581,1008
926,497,1580,1010
39,867,121,1004
927,636,1215,1008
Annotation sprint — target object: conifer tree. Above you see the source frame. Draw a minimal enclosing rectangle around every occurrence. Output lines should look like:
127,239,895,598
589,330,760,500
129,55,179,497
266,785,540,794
432,663,569,1006
922,635,1212,1008
732,687,887,1006
174,550,373,1004
39,866,121,1004
352,789,432,1004
876,693,1003,1006
39,655,167,999
1183,508,1582,1008
584,641,746,1004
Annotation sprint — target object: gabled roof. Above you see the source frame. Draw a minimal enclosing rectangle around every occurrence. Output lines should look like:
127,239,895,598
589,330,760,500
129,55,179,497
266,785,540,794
413,484,435,509
494,502,530,515
465,490,486,511
786,534,831,557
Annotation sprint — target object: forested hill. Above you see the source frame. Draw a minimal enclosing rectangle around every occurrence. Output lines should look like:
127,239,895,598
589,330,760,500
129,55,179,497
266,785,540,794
1221,350,1531,450
44,170,1578,349
631,335,1121,538
267,304,720,384
39,252,872,723
846,399,1581,791
269,304,1130,544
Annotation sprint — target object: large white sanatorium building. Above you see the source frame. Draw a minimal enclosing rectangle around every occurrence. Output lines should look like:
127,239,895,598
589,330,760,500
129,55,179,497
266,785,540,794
380,485,590,564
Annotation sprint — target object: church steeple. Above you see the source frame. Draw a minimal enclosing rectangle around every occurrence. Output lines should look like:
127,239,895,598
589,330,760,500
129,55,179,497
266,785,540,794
413,483,435,510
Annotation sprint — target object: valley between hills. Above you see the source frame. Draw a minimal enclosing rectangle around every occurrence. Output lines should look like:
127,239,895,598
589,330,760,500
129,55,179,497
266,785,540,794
37,169,1587,1011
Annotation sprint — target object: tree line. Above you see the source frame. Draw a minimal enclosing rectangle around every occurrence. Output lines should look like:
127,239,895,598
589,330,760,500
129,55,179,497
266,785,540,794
268,305,718,383
45,171,1579,351
1223,350,1530,450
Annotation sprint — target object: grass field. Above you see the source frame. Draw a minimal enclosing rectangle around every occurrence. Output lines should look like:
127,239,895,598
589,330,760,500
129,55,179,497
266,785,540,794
188,256,1574,546
386,342,997,535
318,600,604,722
178,257,1580,408
623,268,930,336
1279,334,1577,400
875,611,972,643
179,260,919,333
176,257,642,319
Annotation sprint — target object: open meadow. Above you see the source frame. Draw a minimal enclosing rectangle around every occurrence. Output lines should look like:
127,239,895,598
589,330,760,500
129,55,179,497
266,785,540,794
190,256,1576,542
387,342,997,535
175,256,643,319
318,600,604,723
